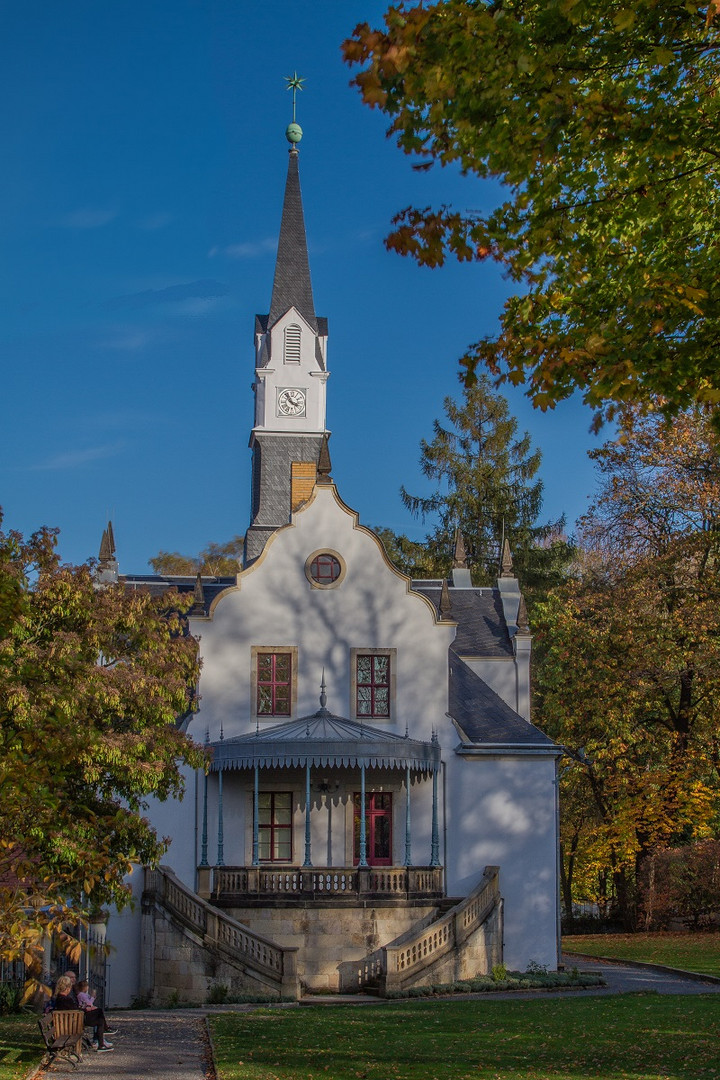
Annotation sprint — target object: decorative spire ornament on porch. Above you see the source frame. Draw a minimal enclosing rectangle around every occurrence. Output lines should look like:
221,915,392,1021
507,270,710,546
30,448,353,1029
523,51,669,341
316,434,332,485
190,572,205,617
516,593,531,635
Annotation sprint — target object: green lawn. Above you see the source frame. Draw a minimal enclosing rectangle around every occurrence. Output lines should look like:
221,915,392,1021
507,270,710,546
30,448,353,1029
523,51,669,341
208,995,720,1080
0,1015,42,1080
563,931,720,976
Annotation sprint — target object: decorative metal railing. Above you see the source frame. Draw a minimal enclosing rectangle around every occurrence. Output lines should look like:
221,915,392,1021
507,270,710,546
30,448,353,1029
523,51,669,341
144,866,298,997
209,865,444,901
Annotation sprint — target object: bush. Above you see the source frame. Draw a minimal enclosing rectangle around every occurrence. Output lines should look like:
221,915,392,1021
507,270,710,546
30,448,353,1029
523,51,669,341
639,842,720,931
0,983,23,1015
206,983,229,1005
381,967,605,999
129,990,153,1010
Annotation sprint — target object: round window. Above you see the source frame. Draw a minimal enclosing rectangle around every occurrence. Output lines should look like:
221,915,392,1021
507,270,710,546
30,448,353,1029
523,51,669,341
305,550,346,589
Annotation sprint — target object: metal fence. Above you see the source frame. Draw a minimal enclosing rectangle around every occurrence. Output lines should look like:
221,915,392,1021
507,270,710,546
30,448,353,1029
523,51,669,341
0,960,26,988
52,927,108,1008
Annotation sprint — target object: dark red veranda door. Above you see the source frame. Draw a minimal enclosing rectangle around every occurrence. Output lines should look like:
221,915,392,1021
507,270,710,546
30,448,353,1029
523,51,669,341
353,792,392,866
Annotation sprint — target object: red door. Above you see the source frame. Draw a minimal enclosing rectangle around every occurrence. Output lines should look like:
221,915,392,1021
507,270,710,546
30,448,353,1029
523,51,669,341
353,792,392,866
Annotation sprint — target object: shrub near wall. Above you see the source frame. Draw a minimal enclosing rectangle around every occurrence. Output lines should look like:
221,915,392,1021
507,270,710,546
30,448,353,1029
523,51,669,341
639,842,720,930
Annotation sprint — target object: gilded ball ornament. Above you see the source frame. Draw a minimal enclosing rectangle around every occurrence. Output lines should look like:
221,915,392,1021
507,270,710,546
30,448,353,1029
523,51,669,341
286,122,303,145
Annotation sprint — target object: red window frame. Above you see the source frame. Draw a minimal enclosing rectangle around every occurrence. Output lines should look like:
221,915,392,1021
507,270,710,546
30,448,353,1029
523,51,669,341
356,653,390,718
309,554,341,585
256,652,292,716
257,791,293,863
353,792,393,866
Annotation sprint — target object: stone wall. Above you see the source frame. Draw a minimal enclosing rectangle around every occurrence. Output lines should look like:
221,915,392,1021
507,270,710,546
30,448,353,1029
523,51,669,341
225,903,438,992
141,899,289,1005
388,898,503,990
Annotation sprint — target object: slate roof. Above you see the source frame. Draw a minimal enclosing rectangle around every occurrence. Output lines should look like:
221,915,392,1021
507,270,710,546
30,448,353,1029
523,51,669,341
448,650,557,751
255,314,327,338
121,574,236,616
266,149,317,333
412,584,514,658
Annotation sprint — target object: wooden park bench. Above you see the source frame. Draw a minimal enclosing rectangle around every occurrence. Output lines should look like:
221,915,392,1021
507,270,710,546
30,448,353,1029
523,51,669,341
38,1008,85,1070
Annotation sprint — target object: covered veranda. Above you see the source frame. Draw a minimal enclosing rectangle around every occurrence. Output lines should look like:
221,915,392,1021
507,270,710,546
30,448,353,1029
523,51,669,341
196,694,444,903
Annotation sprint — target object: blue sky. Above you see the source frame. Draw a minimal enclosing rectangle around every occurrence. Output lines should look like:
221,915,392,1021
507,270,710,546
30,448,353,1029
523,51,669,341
1,1,602,572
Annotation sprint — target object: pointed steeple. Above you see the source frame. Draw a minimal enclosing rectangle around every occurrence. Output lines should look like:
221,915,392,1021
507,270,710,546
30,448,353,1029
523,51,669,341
452,528,467,569
500,537,514,577
316,433,332,485
439,578,452,620
98,525,114,563
96,520,119,585
268,149,317,332
190,572,206,617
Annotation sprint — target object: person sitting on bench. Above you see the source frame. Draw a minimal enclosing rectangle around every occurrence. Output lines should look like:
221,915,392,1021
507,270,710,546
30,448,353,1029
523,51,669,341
55,975,114,1053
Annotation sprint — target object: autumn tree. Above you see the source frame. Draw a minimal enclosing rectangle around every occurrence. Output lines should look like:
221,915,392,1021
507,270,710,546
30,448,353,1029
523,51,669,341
343,1,720,427
398,376,572,591
533,410,720,926
0,516,203,981
149,535,244,576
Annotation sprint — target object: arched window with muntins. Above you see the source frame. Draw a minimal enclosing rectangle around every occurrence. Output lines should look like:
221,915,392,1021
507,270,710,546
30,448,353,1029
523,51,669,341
284,324,301,363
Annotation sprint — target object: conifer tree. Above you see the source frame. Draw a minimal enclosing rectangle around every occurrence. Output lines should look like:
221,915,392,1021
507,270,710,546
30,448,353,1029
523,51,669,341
400,376,570,592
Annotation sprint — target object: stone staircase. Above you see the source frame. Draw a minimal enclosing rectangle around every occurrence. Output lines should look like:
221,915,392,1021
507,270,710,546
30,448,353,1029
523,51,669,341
342,866,503,995
141,866,299,1002
141,864,501,1002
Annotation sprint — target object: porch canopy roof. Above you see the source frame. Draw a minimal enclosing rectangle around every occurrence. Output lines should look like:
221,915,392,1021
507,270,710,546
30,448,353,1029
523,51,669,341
208,707,440,773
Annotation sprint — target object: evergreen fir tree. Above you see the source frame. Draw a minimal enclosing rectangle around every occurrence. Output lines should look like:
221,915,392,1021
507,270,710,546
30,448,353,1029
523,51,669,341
401,376,571,593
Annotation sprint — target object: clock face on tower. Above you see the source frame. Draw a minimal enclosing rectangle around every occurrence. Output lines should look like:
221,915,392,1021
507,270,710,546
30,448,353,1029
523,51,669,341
277,387,307,417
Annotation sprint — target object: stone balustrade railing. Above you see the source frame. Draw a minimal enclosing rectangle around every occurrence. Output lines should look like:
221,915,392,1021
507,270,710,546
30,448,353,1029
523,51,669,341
382,865,501,992
206,865,444,902
145,866,299,997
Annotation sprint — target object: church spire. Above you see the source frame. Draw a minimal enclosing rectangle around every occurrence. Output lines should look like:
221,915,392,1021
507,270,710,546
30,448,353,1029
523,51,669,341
245,82,329,567
267,91,316,332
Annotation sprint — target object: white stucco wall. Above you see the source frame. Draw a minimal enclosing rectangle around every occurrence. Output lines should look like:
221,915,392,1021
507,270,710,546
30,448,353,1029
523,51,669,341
188,485,455,745
103,867,143,1008
254,307,328,433
444,751,559,971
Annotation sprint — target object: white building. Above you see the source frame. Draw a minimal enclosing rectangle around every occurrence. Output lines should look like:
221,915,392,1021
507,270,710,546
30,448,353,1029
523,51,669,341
101,133,561,1006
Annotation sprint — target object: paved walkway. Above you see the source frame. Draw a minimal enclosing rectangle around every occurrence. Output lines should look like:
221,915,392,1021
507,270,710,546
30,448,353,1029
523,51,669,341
35,960,720,1078
37,1013,210,1079
562,952,720,996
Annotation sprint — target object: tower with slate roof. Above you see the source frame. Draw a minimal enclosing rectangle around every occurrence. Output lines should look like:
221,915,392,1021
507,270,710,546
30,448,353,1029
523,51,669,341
244,129,329,565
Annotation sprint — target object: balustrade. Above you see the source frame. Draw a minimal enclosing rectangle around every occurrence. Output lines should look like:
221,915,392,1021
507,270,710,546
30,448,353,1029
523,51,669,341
145,866,298,997
383,866,500,990
209,865,443,901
